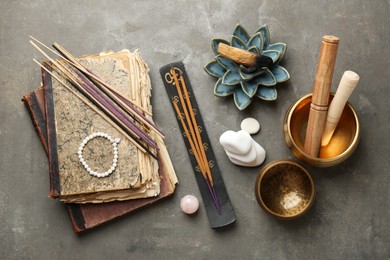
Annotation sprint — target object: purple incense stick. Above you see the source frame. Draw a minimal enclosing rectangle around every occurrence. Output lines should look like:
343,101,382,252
206,178,221,214
83,67,165,138
70,67,158,150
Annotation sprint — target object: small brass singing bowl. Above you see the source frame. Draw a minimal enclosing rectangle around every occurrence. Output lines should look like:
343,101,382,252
255,160,315,219
283,94,360,167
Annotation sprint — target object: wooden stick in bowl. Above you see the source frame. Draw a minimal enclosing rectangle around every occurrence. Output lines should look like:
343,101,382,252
304,35,339,157
321,70,360,146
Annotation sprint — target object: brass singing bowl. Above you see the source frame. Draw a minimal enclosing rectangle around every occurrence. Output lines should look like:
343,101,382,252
284,94,360,167
255,160,315,219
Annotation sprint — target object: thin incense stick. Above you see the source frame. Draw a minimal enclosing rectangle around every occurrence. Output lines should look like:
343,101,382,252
178,74,213,187
29,36,152,116
169,67,220,213
30,41,156,144
173,99,221,214
69,66,158,149
31,42,158,159
171,69,214,187
71,61,164,139
170,68,203,160
40,60,149,153
42,50,143,143
33,59,148,154
29,36,165,142
172,101,207,178
206,178,221,214
96,83,164,137
52,43,156,120
56,62,159,157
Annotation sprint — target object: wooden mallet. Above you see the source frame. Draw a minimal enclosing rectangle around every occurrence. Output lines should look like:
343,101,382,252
304,35,339,157
321,70,360,146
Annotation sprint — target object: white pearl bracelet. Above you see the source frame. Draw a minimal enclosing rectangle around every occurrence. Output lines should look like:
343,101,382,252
78,132,120,178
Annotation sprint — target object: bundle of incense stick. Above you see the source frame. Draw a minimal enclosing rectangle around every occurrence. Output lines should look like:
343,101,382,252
30,37,163,159
170,68,221,214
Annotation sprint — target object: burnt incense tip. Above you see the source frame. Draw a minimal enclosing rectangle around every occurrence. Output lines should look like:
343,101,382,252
254,55,273,68
218,42,273,69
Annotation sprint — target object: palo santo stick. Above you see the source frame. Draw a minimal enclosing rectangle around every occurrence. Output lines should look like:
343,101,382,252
321,70,359,146
218,43,273,68
304,35,339,157
179,74,214,187
33,59,148,154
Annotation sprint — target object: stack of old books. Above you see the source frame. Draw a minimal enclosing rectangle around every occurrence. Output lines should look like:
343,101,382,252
22,42,177,233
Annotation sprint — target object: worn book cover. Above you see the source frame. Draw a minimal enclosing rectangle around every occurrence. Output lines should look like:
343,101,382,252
42,50,175,203
23,86,177,232
22,50,177,232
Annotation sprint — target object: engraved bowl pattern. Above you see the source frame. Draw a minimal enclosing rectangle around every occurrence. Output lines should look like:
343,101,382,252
255,160,315,219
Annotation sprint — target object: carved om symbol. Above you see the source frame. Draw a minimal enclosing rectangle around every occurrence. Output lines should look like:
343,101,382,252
165,67,183,85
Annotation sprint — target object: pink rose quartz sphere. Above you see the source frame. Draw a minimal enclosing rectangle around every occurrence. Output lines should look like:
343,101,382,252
180,195,199,214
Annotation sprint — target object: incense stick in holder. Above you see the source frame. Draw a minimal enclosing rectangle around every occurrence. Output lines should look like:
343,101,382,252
304,35,339,157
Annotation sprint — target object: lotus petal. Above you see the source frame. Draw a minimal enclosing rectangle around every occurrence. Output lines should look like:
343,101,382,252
255,86,277,100
212,38,230,55
216,55,237,70
256,68,276,86
265,43,287,62
214,78,236,97
247,46,260,54
204,60,227,78
255,25,270,47
271,65,290,83
233,88,252,110
239,65,257,74
222,69,241,85
232,24,250,44
262,50,280,63
231,36,246,50
241,78,260,98
247,32,264,51
239,67,265,81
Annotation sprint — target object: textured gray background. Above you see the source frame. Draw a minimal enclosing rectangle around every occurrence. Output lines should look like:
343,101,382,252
1,0,389,259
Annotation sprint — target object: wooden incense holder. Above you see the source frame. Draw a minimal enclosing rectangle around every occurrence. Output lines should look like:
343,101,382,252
160,62,236,229
218,43,273,68
303,35,339,157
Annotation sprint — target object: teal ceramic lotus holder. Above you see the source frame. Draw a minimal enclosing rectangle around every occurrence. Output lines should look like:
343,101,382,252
204,24,290,110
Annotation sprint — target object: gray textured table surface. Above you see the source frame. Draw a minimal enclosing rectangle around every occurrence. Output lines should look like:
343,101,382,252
1,1,389,259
